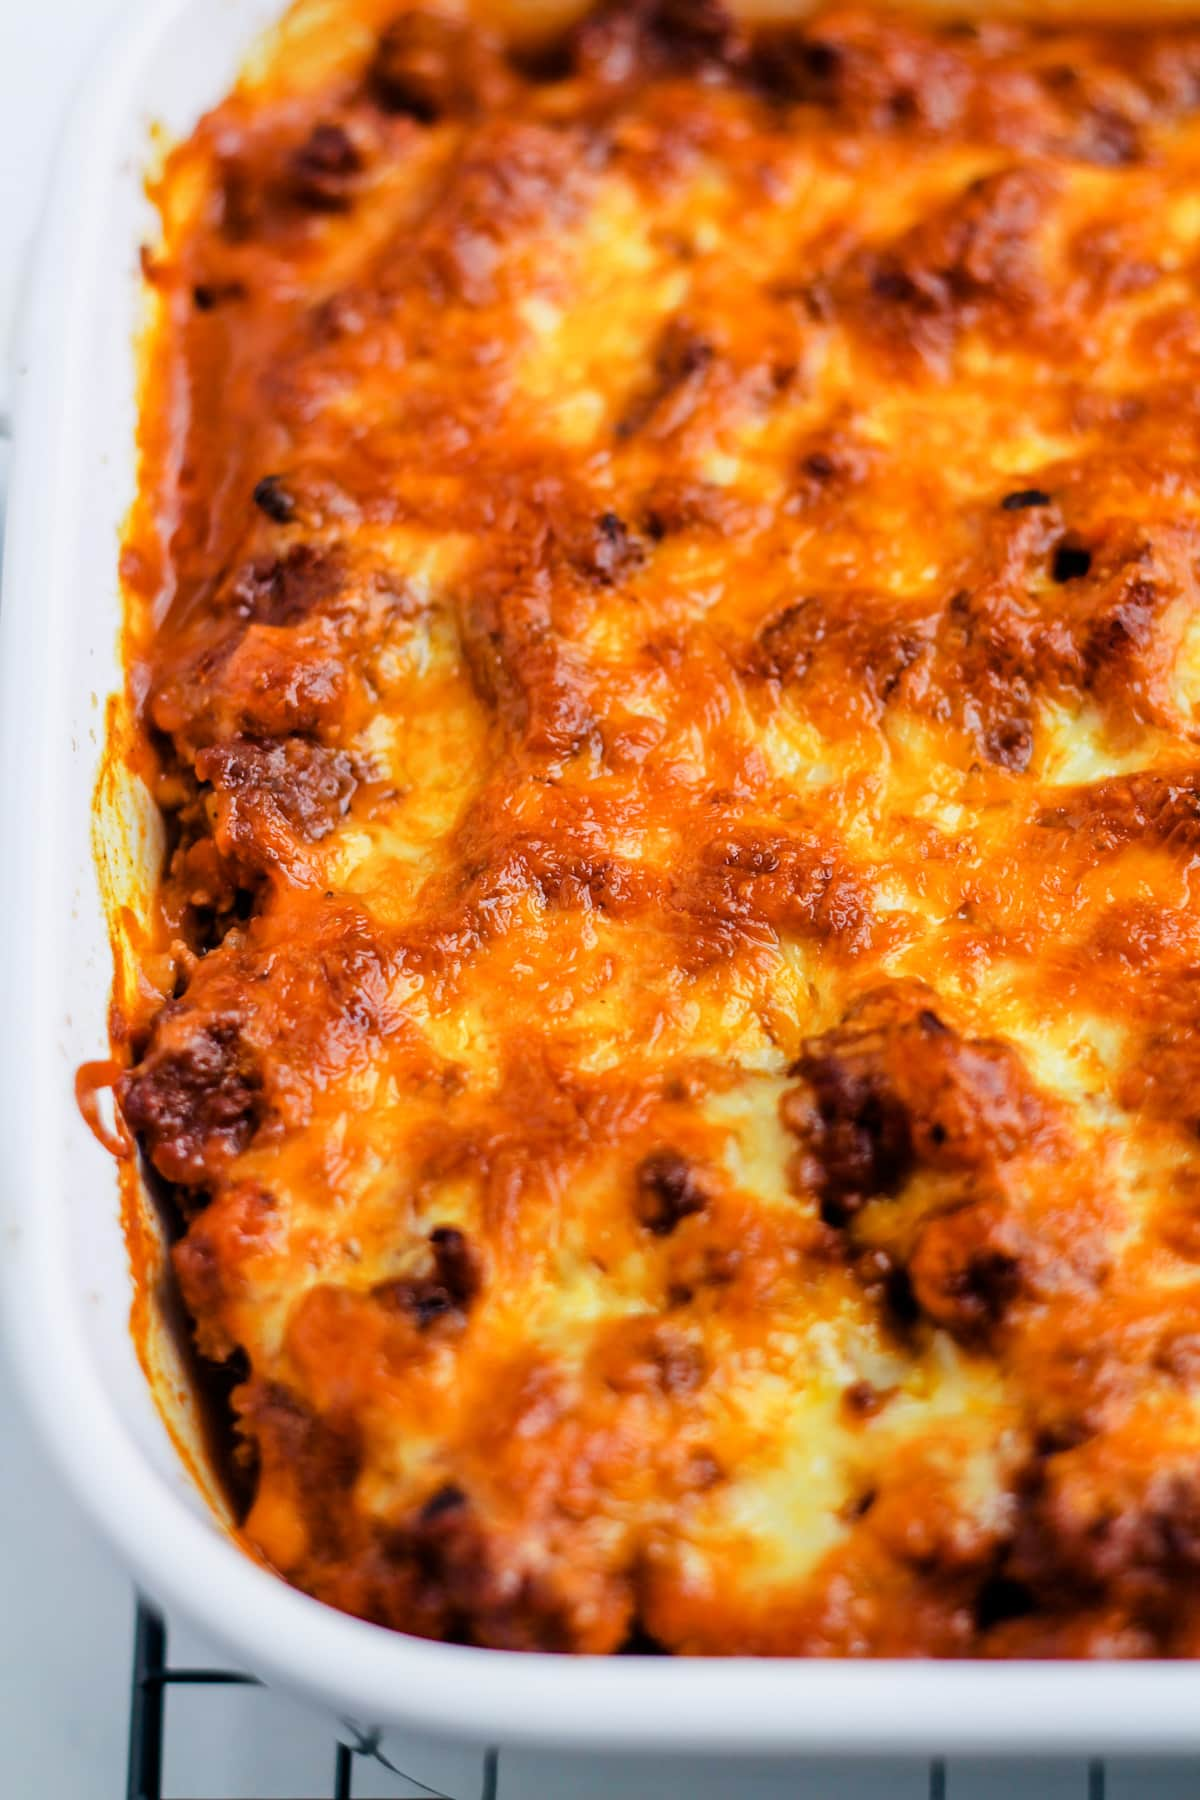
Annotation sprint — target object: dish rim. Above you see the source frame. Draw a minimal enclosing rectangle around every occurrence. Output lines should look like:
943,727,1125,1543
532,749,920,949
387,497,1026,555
7,0,1200,1754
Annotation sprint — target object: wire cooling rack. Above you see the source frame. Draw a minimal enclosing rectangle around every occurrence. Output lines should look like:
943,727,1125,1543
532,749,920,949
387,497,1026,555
125,1595,1120,1800
126,1598,500,1800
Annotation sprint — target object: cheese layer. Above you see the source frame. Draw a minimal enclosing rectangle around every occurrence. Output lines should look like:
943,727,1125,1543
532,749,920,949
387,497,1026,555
118,0,1200,1655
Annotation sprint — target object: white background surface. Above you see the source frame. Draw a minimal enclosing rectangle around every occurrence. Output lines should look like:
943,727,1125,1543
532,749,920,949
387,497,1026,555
4,3,1200,1796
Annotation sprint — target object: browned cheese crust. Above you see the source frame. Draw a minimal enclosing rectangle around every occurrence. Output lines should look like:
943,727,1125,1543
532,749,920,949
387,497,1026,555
115,0,1200,1655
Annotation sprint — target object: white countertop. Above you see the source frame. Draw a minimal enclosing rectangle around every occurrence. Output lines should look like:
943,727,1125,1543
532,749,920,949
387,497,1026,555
4,4,1200,1795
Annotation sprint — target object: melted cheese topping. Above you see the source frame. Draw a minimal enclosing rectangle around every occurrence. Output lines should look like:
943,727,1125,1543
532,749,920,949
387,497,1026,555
116,0,1200,1655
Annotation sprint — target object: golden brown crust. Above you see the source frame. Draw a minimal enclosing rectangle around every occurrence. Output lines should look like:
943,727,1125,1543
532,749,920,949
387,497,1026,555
114,0,1200,1654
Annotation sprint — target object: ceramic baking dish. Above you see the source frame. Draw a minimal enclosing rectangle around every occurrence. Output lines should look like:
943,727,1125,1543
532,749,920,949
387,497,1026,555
9,0,1200,1761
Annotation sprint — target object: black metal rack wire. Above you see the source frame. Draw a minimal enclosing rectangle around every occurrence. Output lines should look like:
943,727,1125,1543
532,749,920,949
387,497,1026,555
125,1597,499,1800
125,1594,1112,1800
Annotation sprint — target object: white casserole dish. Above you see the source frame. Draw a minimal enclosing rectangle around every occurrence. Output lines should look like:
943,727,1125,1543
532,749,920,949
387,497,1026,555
8,0,1200,1762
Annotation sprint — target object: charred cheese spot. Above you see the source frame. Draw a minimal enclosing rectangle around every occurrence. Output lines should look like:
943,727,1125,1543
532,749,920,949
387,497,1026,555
113,0,1200,1656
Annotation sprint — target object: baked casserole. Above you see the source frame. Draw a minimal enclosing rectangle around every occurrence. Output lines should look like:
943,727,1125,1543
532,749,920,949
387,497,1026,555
113,0,1200,1656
